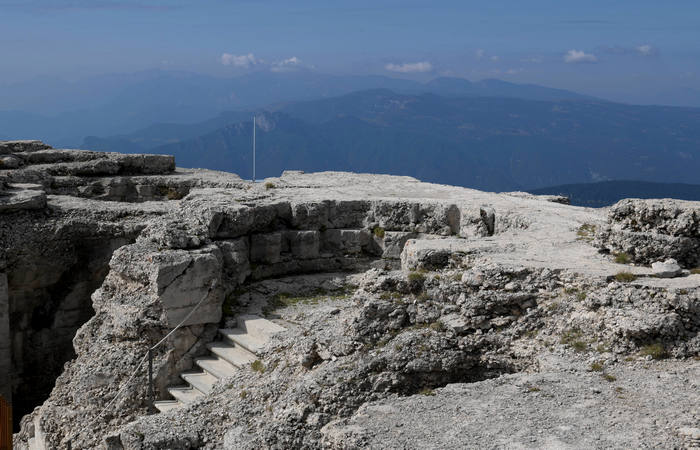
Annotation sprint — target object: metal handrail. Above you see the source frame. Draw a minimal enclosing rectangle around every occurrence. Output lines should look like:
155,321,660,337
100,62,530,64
64,279,218,446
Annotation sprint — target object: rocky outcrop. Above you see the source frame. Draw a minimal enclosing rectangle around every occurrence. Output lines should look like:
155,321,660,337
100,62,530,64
3,143,698,449
596,198,700,267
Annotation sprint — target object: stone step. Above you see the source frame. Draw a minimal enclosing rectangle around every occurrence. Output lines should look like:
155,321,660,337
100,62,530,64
237,314,285,339
181,371,218,395
207,341,257,368
153,400,182,413
219,328,268,354
195,356,239,379
19,149,103,165
168,386,204,404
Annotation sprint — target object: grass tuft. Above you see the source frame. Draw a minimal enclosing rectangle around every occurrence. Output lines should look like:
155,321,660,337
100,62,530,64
576,223,597,242
615,271,637,283
373,226,386,238
251,360,265,373
264,182,275,190
639,343,667,360
614,252,631,264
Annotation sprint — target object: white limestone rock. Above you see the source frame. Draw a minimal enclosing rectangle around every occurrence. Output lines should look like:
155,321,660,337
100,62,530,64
651,259,683,278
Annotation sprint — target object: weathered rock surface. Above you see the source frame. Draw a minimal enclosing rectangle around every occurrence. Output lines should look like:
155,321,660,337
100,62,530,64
596,198,700,267
1,143,697,450
651,258,683,278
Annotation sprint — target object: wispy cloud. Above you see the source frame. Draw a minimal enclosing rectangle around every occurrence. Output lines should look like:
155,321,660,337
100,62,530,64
271,56,302,72
475,49,485,60
384,61,433,73
220,53,260,68
600,44,658,57
636,44,656,56
563,49,597,63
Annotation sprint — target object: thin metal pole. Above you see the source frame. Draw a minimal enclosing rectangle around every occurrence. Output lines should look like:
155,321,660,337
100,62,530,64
148,348,155,414
252,115,256,183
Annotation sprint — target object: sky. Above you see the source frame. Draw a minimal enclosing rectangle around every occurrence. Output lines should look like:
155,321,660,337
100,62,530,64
1,0,699,104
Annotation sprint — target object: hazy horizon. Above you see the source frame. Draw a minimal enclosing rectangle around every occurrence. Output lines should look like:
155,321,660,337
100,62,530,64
2,0,700,107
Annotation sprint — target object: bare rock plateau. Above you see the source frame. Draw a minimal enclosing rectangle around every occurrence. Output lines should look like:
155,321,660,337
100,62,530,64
1,141,698,449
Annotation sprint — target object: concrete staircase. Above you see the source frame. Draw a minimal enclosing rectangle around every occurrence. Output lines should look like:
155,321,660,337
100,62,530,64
154,314,284,413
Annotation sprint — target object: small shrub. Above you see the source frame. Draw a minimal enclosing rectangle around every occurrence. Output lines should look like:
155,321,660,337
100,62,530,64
418,387,435,396
576,292,587,301
408,271,426,283
527,386,541,392
373,226,385,239
615,271,637,283
571,341,588,352
639,343,666,360
602,373,616,382
589,361,604,372
264,182,275,190
614,252,631,264
691,268,700,275
239,390,248,399
251,360,265,373
560,328,587,352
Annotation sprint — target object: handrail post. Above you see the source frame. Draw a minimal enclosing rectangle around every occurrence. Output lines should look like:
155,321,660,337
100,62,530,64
147,348,155,414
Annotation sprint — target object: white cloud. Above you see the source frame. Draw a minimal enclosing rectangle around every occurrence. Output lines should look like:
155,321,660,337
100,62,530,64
475,49,485,60
490,55,500,62
384,61,433,73
271,56,302,72
563,49,597,63
636,44,654,56
521,56,543,63
505,68,523,75
220,53,259,68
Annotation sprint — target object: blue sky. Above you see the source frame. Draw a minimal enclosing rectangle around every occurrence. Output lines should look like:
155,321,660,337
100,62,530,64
1,0,699,103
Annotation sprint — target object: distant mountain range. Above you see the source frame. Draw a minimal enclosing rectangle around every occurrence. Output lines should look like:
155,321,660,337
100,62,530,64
84,89,700,192
0,70,592,145
530,180,700,207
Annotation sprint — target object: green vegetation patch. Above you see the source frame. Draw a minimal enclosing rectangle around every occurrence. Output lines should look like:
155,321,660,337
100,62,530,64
263,286,355,315
576,223,597,241
613,252,631,264
615,271,637,283
408,270,427,283
373,226,386,239
602,373,616,382
639,343,667,360
589,361,604,372
560,327,587,352
264,182,275,190
251,360,265,373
